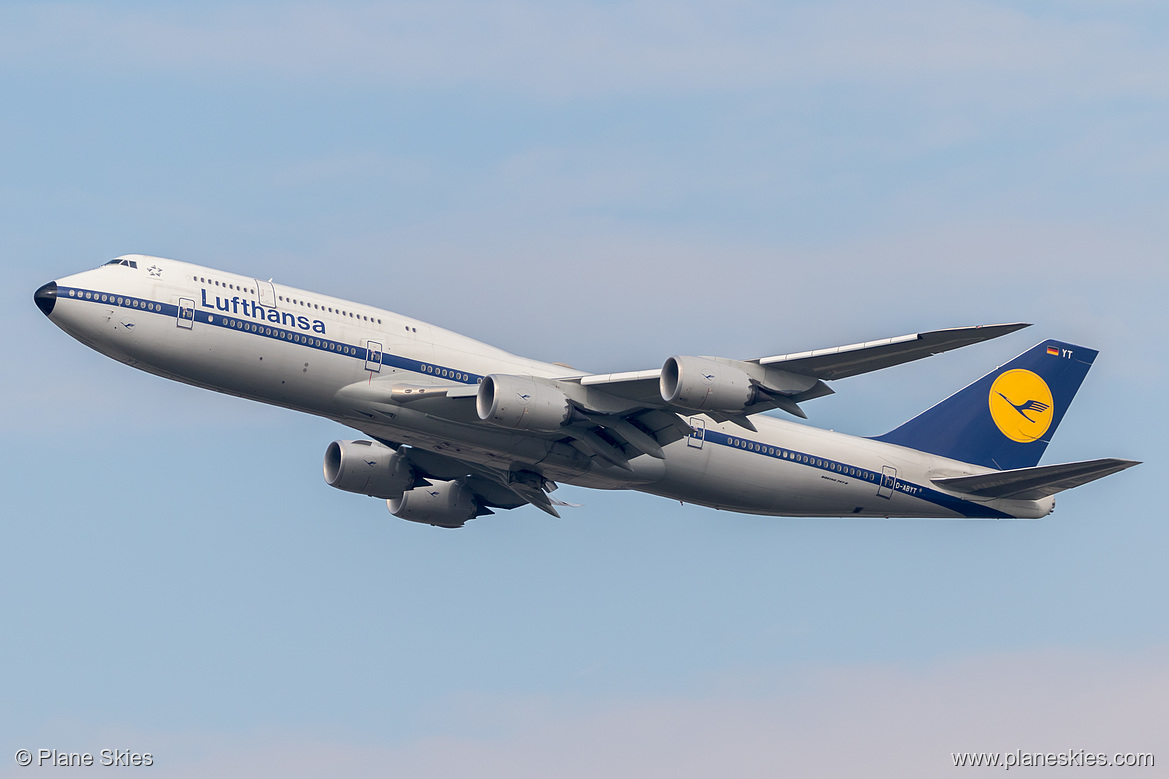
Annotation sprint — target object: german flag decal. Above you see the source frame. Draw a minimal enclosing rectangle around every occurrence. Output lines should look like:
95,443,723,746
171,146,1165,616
1047,346,1060,356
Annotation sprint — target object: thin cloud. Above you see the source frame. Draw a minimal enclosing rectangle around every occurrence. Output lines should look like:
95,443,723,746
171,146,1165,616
71,648,1169,779
3,1,1167,101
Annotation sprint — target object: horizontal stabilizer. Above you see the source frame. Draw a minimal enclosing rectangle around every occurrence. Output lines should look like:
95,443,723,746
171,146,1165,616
932,458,1140,500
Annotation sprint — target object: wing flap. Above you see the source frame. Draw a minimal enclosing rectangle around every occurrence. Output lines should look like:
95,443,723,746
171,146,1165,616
932,458,1140,500
367,439,563,516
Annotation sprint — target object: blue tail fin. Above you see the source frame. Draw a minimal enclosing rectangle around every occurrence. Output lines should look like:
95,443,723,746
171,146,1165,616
872,340,1097,470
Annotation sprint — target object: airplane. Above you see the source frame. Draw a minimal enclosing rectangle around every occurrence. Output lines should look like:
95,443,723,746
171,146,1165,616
34,254,1138,527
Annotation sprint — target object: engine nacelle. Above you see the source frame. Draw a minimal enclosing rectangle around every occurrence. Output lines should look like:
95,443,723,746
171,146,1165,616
476,374,572,431
660,355,755,413
323,439,414,499
388,481,478,528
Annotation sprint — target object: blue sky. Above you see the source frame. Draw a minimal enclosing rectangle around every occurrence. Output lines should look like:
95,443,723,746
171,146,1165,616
2,2,1166,776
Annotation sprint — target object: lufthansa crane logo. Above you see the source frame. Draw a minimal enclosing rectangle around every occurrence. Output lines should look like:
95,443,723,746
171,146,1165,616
988,369,1054,443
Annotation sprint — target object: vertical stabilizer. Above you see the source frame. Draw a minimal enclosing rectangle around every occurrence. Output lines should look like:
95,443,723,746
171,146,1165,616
873,340,1096,470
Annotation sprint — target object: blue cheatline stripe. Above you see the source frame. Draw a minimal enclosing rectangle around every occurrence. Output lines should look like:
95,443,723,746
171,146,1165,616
702,430,1013,519
61,285,1012,518
59,286,483,385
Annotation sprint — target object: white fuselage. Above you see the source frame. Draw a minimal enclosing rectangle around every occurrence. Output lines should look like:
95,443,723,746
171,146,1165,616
43,256,1053,519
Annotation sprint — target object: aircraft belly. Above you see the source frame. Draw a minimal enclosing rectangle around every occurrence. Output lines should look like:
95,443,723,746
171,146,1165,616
124,318,334,407
642,421,976,518
652,452,846,515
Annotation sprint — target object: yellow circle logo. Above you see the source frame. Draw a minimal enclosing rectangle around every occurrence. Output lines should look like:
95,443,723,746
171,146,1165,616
988,369,1054,443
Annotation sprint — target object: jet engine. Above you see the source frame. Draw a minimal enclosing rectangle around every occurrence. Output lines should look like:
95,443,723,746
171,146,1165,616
323,439,414,499
476,374,572,431
659,356,755,413
388,481,478,528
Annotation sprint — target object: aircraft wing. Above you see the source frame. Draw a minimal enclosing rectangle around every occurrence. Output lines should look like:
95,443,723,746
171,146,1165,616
751,322,1031,380
576,368,665,404
572,323,1029,397
349,323,1031,480
565,323,1029,423
366,435,570,517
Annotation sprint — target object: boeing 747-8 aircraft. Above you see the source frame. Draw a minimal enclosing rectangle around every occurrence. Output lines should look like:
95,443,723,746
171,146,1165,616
34,255,1137,527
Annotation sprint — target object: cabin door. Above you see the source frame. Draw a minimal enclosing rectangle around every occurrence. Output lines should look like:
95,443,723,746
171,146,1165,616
365,341,384,373
176,298,195,329
877,465,898,499
687,417,706,449
255,280,276,308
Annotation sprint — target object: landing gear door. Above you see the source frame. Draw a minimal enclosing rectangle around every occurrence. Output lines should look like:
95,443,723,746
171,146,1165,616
877,465,897,499
176,298,195,330
365,341,383,373
687,417,706,449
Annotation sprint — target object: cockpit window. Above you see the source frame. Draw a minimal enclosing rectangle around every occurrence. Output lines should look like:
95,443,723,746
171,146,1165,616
103,259,139,268
104,259,122,266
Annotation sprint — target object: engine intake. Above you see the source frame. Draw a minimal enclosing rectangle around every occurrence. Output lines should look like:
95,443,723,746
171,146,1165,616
476,374,572,431
660,356,755,413
323,440,414,499
388,481,478,528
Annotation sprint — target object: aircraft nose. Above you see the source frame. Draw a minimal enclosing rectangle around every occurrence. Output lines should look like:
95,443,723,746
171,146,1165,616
34,281,58,316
